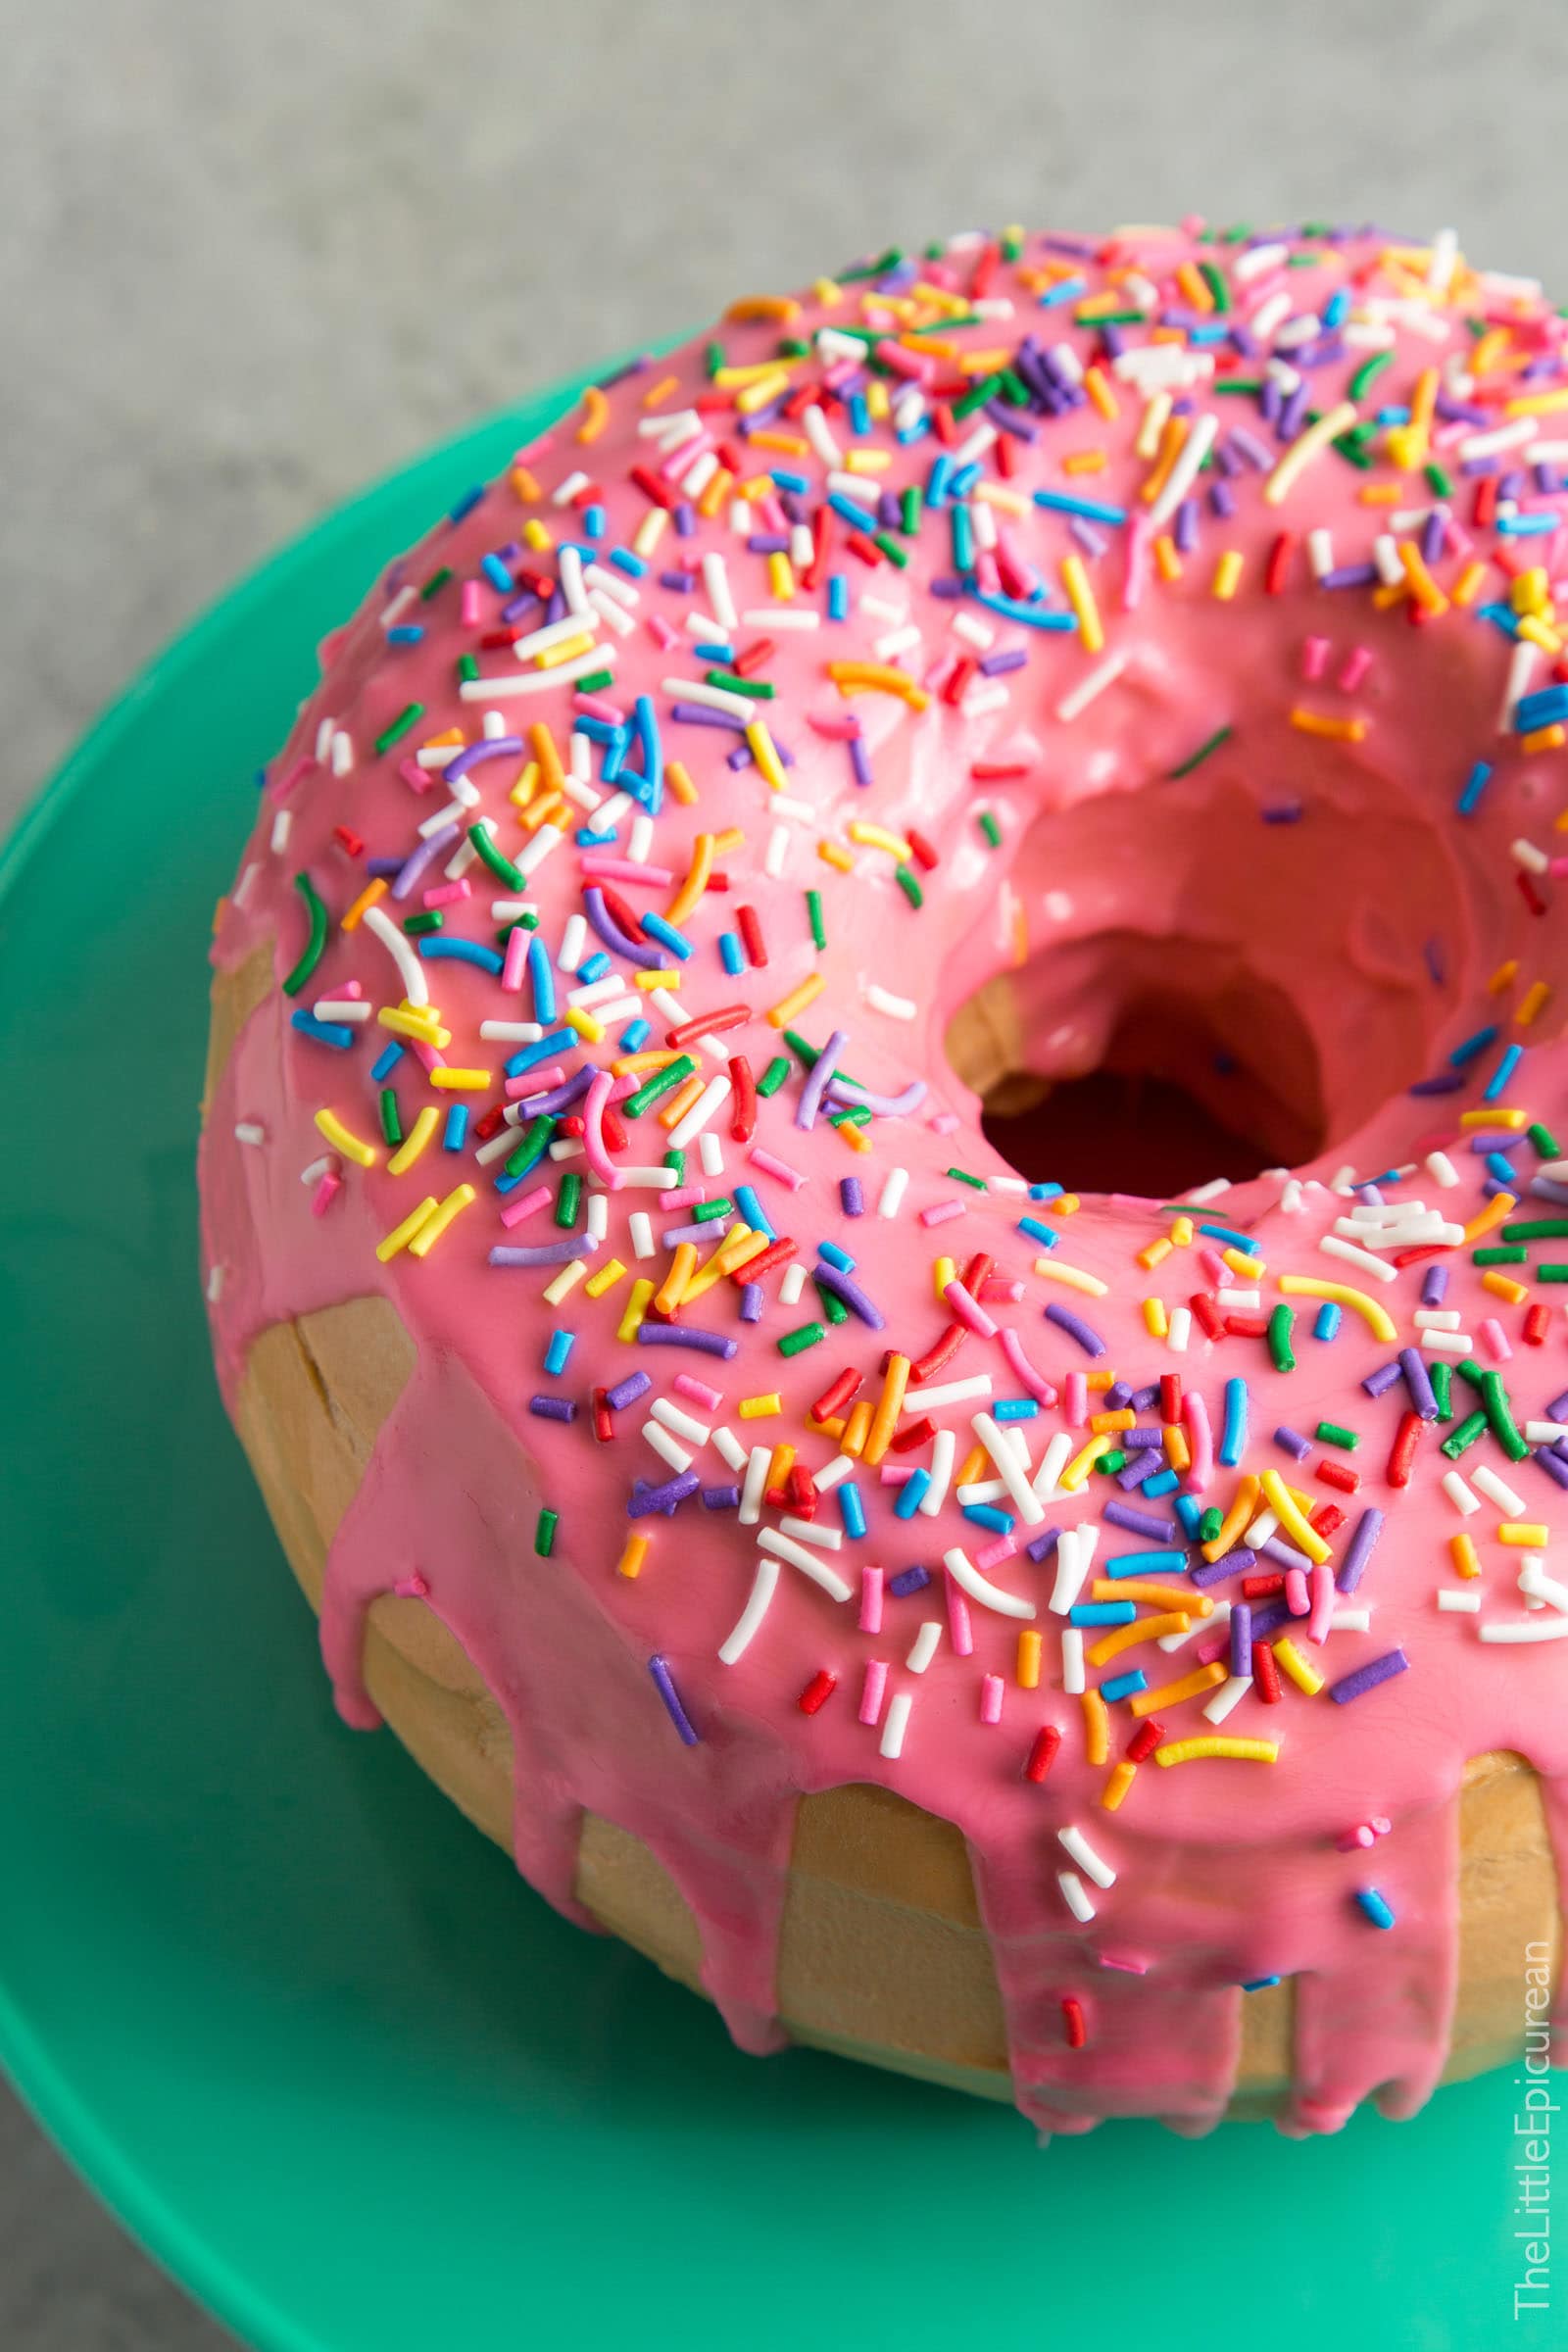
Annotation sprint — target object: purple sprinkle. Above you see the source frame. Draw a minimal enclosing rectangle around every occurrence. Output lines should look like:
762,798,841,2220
887,1564,931,1597
813,1263,884,1330
635,1323,739,1359
1273,1426,1313,1461
528,1394,576,1422
739,1283,764,1323
979,646,1029,677
1546,1386,1568,1423
849,735,874,787
1399,1348,1439,1422
648,1653,700,1744
1228,425,1274,472
1337,1507,1385,1595
1361,1360,1403,1399
628,1473,701,1519
1320,562,1380,591
585,884,663,969
1116,1451,1160,1492
1248,1598,1294,1641
797,1028,848,1131
662,1216,733,1249
1536,1447,1568,1491
1327,1645,1408,1705
1174,495,1200,554
1102,1500,1175,1542
391,822,461,899
1045,1301,1105,1356
444,735,524,783
840,1176,864,1218
1190,1547,1255,1590
490,1237,598,1269
1257,1536,1314,1576
1128,1383,1161,1412
1409,1072,1466,1097
1104,1381,1134,1411
701,1484,742,1510
1026,1526,1062,1564
606,1370,653,1412
1421,1265,1448,1307
1123,1426,1162,1448
1230,1603,1252,1681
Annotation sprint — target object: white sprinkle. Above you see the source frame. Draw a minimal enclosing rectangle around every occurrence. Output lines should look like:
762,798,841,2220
1058,1824,1115,1888
701,551,737,631
972,1411,1046,1526
1055,648,1129,724
1419,1330,1475,1355
718,1557,780,1665
1442,1470,1482,1516
764,823,789,880
661,675,754,721
1318,1235,1399,1285
1307,526,1336,580
1425,1150,1460,1188
906,1621,943,1674
1414,1308,1462,1331
205,1263,226,1302
1520,1561,1568,1613
711,1425,748,1474
920,1427,956,1517
651,1397,711,1447
878,1167,909,1219
943,1544,1036,1621
779,1515,842,1552
474,1127,520,1168
864,982,918,1020
629,1210,655,1259
516,824,564,880
1148,412,1218,531
779,1261,807,1308
906,1374,994,1412
739,1446,770,1527
879,1690,913,1760
1500,639,1538,735
1525,1423,1568,1444
1049,1524,1095,1615
584,1193,609,1243
813,1453,854,1492
643,1421,693,1475
1438,1590,1482,1614
459,650,608,702
801,402,841,467
1479,1615,1568,1643
314,998,371,1025
666,1074,731,1152
1512,838,1550,877
1056,1870,1096,1925
363,904,428,1005
1472,1463,1528,1517
1185,1177,1233,1205
233,1121,266,1147
1167,1306,1193,1353
698,1130,725,1178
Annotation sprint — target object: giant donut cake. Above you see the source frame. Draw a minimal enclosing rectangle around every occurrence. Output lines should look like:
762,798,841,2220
201,220,1568,2138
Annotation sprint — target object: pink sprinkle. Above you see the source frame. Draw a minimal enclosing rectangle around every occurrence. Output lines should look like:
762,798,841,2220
335,980,365,1000
659,1185,709,1211
1183,1389,1214,1493
580,855,675,886
514,427,557,464
749,1147,806,1191
943,1278,997,1338
506,1066,566,1100
1197,1246,1229,1285
392,1572,430,1599
858,1658,888,1726
1308,1559,1337,1644
461,580,482,627
1336,1824,1376,1852
757,492,789,535
672,1373,721,1411
399,757,436,794
879,1464,915,1487
944,1569,974,1657
920,1199,966,1228
574,693,625,724
1478,1317,1512,1362
311,1171,341,1217
979,1673,1004,1726
1337,644,1373,693
271,753,318,804
858,1565,884,1634
927,1110,960,1136
1064,1371,1089,1429
806,712,862,741
501,927,530,991
875,339,935,383
411,1039,446,1073
1284,1566,1311,1616
999,1326,1056,1406
423,879,471,908
980,1277,1025,1304
499,1184,553,1228
1097,1948,1152,1976
648,614,679,651
1194,1629,1230,1669
1301,634,1331,680
974,1533,1018,1573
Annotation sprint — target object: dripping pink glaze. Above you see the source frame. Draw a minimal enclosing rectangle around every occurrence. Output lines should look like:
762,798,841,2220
201,221,1568,2135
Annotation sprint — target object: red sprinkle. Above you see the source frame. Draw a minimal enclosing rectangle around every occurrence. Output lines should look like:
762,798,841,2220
591,1387,613,1445
728,1053,758,1144
890,1415,938,1454
1387,1408,1423,1489
909,1323,968,1383
798,1669,838,1716
906,827,939,871
1315,1458,1361,1494
811,1367,861,1423
1253,1642,1282,1704
1126,1718,1162,1763
1190,1292,1224,1341
666,1004,751,1050
1242,1572,1286,1599
1159,1374,1182,1424
1025,1724,1062,1784
736,904,768,967
1061,1996,1088,2050
1264,530,1297,595
733,1237,798,1285
1525,1302,1550,1346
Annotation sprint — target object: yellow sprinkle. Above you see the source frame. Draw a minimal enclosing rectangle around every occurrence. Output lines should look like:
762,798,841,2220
656,1242,698,1314
377,1004,450,1047
746,718,788,791
1082,1689,1109,1766
1290,707,1368,742
561,1004,605,1046
341,877,389,932
1259,1467,1333,1565
1518,619,1564,661
1461,1105,1526,1128
632,507,668,561
1499,1522,1549,1547
543,1256,588,1305
583,1256,626,1299
848,820,913,859
314,1108,378,1168
1059,554,1104,653
1482,1270,1529,1305
616,1535,649,1580
1223,1248,1264,1279
1449,1533,1482,1580
1142,1297,1168,1337
1153,533,1183,582
1016,1629,1042,1690
974,481,1031,514
1272,1636,1324,1696
617,1278,656,1344
767,973,825,1028
1517,981,1551,1027
824,662,930,710
1276,1275,1396,1344
1262,400,1359,505
508,761,541,811
1087,1610,1191,1668
766,551,795,602
933,1254,956,1304
1139,1236,1173,1271
407,1183,475,1259
387,1105,440,1175
735,370,793,415
1211,550,1244,602
816,840,855,873
521,518,554,552
1128,1662,1227,1718
428,1067,492,1093
1060,1434,1113,1492
375,1196,437,1263
1153,1738,1279,1766
1171,1215,1194,1246
1032,1257,1108,1298
739,1393,782,1419
535,629,595,670
1506,386,1568,417
863,1353,911,1467
1101,1760,1138,1812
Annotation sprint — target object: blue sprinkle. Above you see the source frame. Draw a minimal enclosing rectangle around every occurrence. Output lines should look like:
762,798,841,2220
1029,1182,1063,1201
290,1009,355,1049
895,1470,931,1520
582,504,606,540
421,937,505,974
1355,1887,1396,1931
1449,1024,1497,1069
481,553,513,592
1100,1668,1148,1704
1484,1043,1523,1103
733,1184,774,1242
962,1503,1014,1535
719,932,744,976
827,574,849,621
1019,1216,1057,1249
993,1397,1040,1422
370,1043,405,1082
1143,1469,1179,1498
609,547,647,578
1242,1976,1282,1992
1313,1302,1343,1342
443,1104,468,1152
641,910,692,960
838,1482,867,1540
447,484,485,523
1219,1377,1249,1468
1032,488,1128,527
817,1240,856,1273
619,1017,651,1052
577,952,611,985
544,1330,574,1376
386,624,425,645
1069,1601,1136,1626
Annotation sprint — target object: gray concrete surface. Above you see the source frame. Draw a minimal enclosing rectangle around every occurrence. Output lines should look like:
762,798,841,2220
4,0,1566,2340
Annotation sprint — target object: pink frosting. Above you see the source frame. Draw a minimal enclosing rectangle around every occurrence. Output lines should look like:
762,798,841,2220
202,221,1568,2135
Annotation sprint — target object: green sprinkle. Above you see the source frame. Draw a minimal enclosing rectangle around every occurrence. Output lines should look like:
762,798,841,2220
807,888,826,951
814,1280,850,1327
576,667,614,695
953,371,1005,420
1501,1218,1568,1243
1479,1370,1529,1461
1537,1263,1568,1282
1431,1361,1453,1422
704,340,724,378
458,653,479,684
379,1088,402,1147
1001,230,1023,262
895,864,924,909
783,1029,821,1069
281,871,330,999
1165,725,1233,782
1199,1506,1223,1545
1424,460,1454,499
778,1322,827,1357
505,1115,556,1179
402,909,443,936
757,1054,792,1099
1440,1409,1488,1460
693,1197,733,1223
704,670,774,699
534,1507,558,1558
829,1102,870,1129
840,247,902,283
1316,1420,1358,1452
1076,308,1145,327
623,1055,696,1117
555,1171,582,1230
1100,1448,1128,1476
977,809,1002,850
373,702,424,757
469,821,526,891
1267,1302,1296,1374
1213,378,1264,396
777,336,809,360
873,532,909,569
947,1168,987,1191
494,912,539,944
419,566,453,602
1473,1246,1528,1266
1348,351,1395,402
1198,260,1230,315
662,1149,685,1187
1529,1122,1561,1158
900,484,923,535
